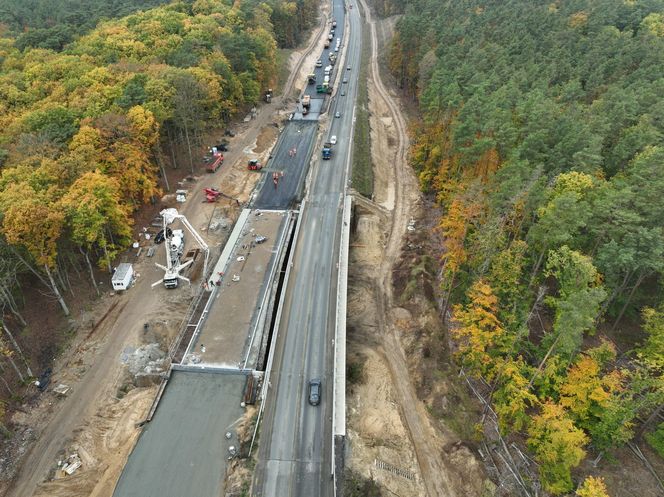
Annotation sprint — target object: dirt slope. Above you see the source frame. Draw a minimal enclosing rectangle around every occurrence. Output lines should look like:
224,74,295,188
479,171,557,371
345,2,491,497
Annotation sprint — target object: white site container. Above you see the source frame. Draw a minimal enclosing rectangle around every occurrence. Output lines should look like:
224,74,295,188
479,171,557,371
112,263,134,291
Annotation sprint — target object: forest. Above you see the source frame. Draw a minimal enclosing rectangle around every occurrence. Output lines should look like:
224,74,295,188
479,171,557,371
0,0,173,51
0,0,318,51
389,0,664,494
0,0,318,410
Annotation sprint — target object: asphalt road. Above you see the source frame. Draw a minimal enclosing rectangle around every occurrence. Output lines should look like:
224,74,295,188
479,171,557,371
252,121,318,210
254,1,361,496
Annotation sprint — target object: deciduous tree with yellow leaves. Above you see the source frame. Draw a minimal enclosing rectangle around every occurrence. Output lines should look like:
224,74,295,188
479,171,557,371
528,402,588,494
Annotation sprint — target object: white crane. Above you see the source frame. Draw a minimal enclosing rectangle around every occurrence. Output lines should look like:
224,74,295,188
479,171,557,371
152,208,209,289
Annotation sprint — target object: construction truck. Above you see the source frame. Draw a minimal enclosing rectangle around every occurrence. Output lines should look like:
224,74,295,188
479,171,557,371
247,159,263,171
302,94,311,115
206,152,224,173
322,141,332,160
307,73,316,84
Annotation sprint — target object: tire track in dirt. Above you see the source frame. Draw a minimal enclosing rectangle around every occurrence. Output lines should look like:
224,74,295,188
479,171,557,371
357,1,457,496
6,296,135,497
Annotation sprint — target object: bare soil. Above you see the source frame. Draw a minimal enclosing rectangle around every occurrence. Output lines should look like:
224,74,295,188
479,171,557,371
345,2,492,497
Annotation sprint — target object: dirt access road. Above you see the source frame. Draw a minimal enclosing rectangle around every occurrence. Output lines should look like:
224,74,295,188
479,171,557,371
346,2,487,497
3,12,330,497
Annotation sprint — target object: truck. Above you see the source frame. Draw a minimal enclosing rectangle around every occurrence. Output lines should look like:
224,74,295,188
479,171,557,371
324,65,332,76
169,229,185,261
264,88,273,103
316,84,332,94
329,54,337,66
111,263,134,291
332,19,337,28
324,39,330,49
302,94,311,109
206,152,224,172
323,75,330,84
307,73,316,84
322,141,332,160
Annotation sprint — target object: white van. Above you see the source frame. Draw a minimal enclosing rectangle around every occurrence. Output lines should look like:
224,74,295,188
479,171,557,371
112,263,134,291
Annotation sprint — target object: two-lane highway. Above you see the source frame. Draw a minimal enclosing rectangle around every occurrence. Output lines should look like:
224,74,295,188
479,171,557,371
254,1,362,496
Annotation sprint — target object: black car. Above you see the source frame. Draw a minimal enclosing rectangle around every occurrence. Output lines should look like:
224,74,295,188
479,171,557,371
36,367,52,392
308,379,321,406
154,227,173,244
216,142,229,152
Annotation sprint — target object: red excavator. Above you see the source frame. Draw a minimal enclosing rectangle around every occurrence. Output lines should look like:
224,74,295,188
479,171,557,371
203,187,240,206
204,187,222,202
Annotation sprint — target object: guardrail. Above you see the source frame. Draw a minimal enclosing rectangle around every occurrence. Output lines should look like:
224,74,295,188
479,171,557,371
332,194,352,492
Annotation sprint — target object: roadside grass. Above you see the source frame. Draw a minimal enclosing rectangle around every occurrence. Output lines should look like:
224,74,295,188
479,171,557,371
351,28,374,198
345,470,383,497
399,255,435,304
347,354,366,385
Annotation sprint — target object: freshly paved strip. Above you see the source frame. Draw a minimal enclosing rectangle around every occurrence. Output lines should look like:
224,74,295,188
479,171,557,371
252,121,318,210
113,371,246,497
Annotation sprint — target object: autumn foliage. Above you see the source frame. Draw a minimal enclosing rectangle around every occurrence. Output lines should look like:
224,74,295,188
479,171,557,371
0,1,288,287
395,0,664,493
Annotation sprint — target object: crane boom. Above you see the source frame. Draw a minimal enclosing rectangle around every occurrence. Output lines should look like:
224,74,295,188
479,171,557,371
174,214,210,278
152,209,210,289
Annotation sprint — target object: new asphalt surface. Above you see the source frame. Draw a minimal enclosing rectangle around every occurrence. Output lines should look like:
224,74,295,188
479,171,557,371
252,121,318,210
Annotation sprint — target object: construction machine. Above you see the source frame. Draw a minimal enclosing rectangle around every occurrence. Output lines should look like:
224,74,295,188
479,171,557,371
152,208,209,289
247,159,263,171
